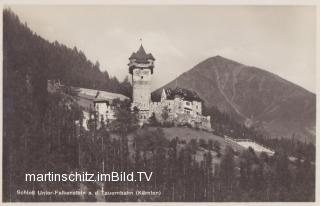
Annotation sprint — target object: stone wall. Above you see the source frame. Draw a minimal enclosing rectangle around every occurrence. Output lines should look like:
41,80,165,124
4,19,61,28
132,68,152,110
148,98,211,131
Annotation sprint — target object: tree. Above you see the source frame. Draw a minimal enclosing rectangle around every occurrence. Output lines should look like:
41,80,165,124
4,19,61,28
203,151,213,201
217,146,236,201
273,150,291,201
161,106,169,123
87,110,98,132
134,128,168,153
213,141,221,157
208,139,214,151
297,157,315,201
199,139,207,149
149,112,158,126
239,147,265,200
187,138,198,154
109,98,138,136
94,61,100,70
119,76,132,98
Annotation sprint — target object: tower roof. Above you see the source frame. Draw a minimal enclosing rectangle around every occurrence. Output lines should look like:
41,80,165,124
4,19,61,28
129,44,155,63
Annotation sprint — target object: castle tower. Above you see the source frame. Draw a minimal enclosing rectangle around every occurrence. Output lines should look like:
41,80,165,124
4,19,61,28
128,44,155,120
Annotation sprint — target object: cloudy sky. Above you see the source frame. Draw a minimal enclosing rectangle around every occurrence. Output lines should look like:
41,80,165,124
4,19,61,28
9,5,316,92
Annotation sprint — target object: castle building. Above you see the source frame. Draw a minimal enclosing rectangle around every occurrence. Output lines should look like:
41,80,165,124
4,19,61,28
129,45,211,130
128,45,155,122
48,45,211,131
76,87,129,129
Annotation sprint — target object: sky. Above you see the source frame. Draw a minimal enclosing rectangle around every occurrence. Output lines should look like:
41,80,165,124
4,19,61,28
9,5,316,92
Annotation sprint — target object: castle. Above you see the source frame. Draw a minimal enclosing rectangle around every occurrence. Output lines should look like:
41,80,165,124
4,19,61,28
128,45,211,130
50,44,211,130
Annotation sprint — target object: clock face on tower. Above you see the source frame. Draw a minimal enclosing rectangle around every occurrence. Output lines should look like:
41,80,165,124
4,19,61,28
133,69,150,81
134,69,141,75
142,70,149,75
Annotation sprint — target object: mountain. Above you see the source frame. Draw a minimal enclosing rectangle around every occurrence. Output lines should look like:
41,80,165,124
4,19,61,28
3,9,132,98
153,56,316,142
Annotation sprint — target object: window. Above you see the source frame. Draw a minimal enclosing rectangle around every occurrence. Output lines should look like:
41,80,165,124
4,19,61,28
141,76,143,79
186,101,190,106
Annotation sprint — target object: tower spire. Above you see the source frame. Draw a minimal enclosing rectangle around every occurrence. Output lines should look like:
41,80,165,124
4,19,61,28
128,42,155,74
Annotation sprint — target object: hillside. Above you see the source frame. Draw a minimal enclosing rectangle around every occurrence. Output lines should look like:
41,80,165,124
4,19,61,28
153,56,316,142
3,9,131,98
3,9,131,201
160,127,244,152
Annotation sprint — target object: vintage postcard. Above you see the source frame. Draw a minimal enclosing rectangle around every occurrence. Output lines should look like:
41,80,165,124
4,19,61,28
1,0,318,204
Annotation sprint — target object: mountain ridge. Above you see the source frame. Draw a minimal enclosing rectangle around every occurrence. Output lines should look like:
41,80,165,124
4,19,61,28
153,55,316,142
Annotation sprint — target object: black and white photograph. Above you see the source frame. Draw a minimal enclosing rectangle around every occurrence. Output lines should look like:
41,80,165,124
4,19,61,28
2,2,317,203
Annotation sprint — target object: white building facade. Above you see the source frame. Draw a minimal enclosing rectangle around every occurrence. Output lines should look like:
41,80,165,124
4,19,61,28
76,87,129,128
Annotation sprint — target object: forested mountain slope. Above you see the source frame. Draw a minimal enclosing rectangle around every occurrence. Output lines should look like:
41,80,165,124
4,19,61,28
154,56,316,142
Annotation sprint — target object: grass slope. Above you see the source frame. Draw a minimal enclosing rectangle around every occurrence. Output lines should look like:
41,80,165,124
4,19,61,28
160,127,244,153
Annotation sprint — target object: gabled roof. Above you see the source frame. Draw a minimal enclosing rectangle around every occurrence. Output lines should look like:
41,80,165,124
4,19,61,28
164,87,202,102
76,87,129,102
129,45,155,63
